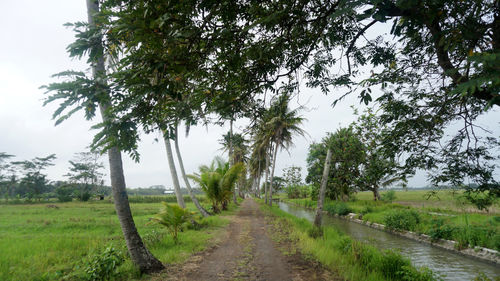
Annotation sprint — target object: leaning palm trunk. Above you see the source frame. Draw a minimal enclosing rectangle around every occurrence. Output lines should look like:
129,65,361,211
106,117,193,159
256,159,262,198
256,174,261,198
162,130,185,208
314,148,332,228
173,125,210,217
268,143,279,206
86,0,163,273
229,119,238,204
264,149,270,204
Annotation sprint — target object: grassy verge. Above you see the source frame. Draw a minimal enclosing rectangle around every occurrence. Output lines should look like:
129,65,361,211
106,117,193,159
259,202,437,281
280,190,500,251
0,198,235,280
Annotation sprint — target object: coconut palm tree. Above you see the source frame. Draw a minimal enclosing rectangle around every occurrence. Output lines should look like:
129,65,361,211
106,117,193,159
188,157,244,213
254,94,306,206
219,131,249,197
248,144,266,198
173,123,211,217
86,0,164,273
162,129,186,208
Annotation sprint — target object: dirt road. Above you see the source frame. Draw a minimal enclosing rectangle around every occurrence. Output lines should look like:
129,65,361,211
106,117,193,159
160,198,337,281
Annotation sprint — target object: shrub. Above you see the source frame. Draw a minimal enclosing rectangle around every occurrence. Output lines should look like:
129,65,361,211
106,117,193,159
142,230,165,247
454,225,500,250
307,226,323,238
428,218,455,242
381,190,397,202
55,186,73,202
286,184,311,199
360,205,374,215
78,191,91,202
149,202,194,243
325,201,352,216
82,246,124,281
384,209,420,231
380,250,411,279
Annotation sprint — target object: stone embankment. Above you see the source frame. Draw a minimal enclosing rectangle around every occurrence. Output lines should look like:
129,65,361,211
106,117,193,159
340,212,500,265
280,199,499,265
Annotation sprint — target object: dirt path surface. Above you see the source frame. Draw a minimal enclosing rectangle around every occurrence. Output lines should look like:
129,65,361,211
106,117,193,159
161,198,337,281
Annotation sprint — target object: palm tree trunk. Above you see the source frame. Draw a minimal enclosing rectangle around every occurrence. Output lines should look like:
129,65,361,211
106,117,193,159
264,146,271,204
256,158,262,198
268,143,279,207
173,124,210,217
229,119,238,204
86,0,163,273
162,130,185,208
314,148,332,228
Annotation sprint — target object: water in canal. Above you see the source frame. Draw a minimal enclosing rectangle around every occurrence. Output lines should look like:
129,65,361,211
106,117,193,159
278,201,500,281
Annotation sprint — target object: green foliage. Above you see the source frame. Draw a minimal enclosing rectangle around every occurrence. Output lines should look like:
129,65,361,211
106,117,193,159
149,202,194,244
307,226,323,238
324,201,352,216
127,195,200,204
454,225,500,251
285,184,311,199
306,127,364,201
189,157,245,213
55,185,73,202
0,201,230,280
428,218,456,242
283,166,302,187
381,190,397,203
12,154,56,201
82,246,124,281
353,108,402,201
262,204,437,281
384,209,421,232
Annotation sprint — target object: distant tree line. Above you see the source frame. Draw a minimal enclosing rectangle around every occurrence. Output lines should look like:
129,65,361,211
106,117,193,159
0,151,112,203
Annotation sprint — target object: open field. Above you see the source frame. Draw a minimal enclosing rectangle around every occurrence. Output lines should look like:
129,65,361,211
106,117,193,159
279,190,500,251
355,190,500,214
0,196,234,280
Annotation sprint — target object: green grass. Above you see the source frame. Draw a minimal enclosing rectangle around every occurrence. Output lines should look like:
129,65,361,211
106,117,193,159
259,202,437,281
0,197,233,280
282,190,500,251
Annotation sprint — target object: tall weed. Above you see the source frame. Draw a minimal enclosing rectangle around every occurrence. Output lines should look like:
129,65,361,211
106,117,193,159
384,209,421,231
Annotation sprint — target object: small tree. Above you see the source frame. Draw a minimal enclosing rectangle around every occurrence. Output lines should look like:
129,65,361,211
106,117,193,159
149,202,194,244
0,153,15,201
13,154,56,201
283,166,302,186
65,151,105,201
354,109,402,201
189,157,245,213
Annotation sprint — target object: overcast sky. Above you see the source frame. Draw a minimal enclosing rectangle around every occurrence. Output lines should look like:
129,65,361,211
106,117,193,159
1,1,499,190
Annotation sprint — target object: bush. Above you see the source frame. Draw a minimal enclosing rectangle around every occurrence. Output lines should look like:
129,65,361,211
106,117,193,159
307,226,323,238
149,202,194,243
82,246,124,281
55,186,73,202
142,230,165,247
325,201,352,216
78,191,91,202
455,225,500,250
380,250,410,279
381,190,397,202
128,195,197,203
428,218,455,242
286,185,311,199
384,209,420,231
360,205,374,215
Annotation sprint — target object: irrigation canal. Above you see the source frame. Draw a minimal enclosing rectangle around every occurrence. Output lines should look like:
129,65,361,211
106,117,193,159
277,201,500,281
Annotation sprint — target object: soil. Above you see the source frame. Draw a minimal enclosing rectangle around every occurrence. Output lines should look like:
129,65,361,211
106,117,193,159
157,198,340,281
